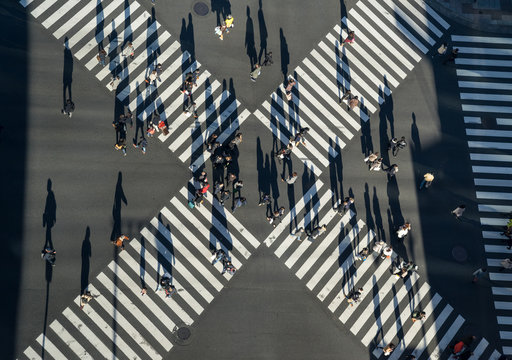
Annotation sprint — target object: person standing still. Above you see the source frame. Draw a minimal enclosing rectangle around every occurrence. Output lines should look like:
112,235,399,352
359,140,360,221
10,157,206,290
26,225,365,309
419,172,434,189
282,172,298,185
451,205,466,220
62,99,75,118
250,64,261,82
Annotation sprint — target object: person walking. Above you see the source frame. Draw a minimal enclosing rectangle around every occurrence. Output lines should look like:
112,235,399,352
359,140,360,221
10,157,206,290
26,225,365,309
219,189,231,205
224,15,234,33
282,172,298,185
355,247,369,261
346,287,363,306
369,158,383,172
232,197,247,213
285,77,296,101
262,51,273,66
411,310,426,322
291,227,305,241
97,49,107,66
61,99,75,118
132,136,147,154
443,48,459,65
292,127,308,147
397,223,411,239
145,70,158,86
381,245,393,259
112,234,129,250
433,42,448,58
385,164,399,178
307,224,327,241
229,132,243,149
183,101,198,118
155,63,163,80
211,249,227,265
267,208,284,227
250,64,261,82
109,76,121,91
380,343,395,357
348,95,360,111
122,42,135,60
259,194,271,207
115,136,127,156
41,247,56,266
364,152,379,166
233,180,243,196
390,136,407,156
221,259,237,275
472,267,487,283
452,205,466,220
499,258,512,272
420,172,434,189
337,197,354,215
341,30,356,47
79,291,96,310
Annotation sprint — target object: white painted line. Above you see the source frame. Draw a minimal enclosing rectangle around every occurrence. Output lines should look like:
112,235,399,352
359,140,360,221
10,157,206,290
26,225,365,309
471,153,512,162
49,320,93,359
267,97,340,157
188,109,251,170
151,217,225,289
487,259,504,267
129,239,204,315
457,58,512,67
483,231,508,240
23,346,42,360
376,291,441,359
458,47,512,56
307,219,366,291
472,166,512,174
486,245,512,254
317,227,373,302
89,282,162,359
458,69,512,79
477,191,512,200
338,255,397,324
505,347,512,355
462,94,512,103
95,273,173,351
348,9,415,70
63,307,117,359
42,1,80,28
498,316,512,324
398,0,443,37
36,334,66,360
427,315,465,360
74,2,140,59
412,0,450,29
463,104,512,113
253,109,323,177
490,273,512,281
470,338,489,358
464,116,481,124
481,218,507,227
179,189,251,261
360,274,420,344
120,250,195,324
140,227,215,303
479,204,512,213
402,304,453,360
170,89,229,152
459,81,512,91
452,35,512,44
264,179,324,247
340,18,407,79
324,33,393,94
475,179,512,188
490,350,503,360
333,24,401,86
498,118,512,126
31,0,58,19
469,141,512,150
19,0,35,7
373,0,432,49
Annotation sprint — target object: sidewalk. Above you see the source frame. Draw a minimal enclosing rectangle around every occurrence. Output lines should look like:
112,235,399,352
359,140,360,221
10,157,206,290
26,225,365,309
427,0,512,34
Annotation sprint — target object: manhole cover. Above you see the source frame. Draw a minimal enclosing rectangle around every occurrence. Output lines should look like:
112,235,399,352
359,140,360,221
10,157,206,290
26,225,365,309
171,324,193,346
193,2,209,16
177,327,191,340
452,245,468,263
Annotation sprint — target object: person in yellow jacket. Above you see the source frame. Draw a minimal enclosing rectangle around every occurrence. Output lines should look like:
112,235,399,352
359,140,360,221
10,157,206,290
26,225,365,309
419,172,434,189
225,15,234,31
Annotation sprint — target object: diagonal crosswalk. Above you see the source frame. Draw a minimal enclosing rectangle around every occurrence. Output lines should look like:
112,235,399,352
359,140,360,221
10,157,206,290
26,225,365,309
20,185,260,359
452,33,512,356
263,187,500,359
255,0,450,177
20,0,249,170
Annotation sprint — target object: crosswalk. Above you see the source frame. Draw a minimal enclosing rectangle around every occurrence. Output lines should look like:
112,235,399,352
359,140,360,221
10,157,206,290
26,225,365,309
255,0,450,177
20,0,249,170
21,184,260,359
452,34,512,355
264,183,500,359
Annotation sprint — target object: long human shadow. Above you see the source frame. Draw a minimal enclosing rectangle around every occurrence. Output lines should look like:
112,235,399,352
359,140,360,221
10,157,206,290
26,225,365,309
339,0,348,30
62,37,73,109
80,227,91,294
180,13,195,65
279,28,289,83
328,138,344,207
270,148,280,212
257,0,268,64
110,172,127,241
41,178,56,359
363,183,375,234
373,186,386,243
211,0,231,26
245,6,257,69
378,79,395,166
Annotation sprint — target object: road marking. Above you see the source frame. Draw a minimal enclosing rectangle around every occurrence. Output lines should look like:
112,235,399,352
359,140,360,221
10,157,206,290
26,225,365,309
498,118,512,126
457,58,512,67
479,204,512,213
49,320,94,359
472,166,512,174
42,0,81,28
471,153,512,162
412,0,450,29
459,81,512,90
477,191,512,200
398,0,443,37
469,141,512,150
427,315,464,360
464,117,481,124
36,333,67,360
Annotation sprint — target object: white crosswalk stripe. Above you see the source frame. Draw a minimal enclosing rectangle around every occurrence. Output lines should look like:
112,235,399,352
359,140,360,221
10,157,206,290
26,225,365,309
262,186,499,359
453,32,512,355
255,0,449,178
20,183,258,358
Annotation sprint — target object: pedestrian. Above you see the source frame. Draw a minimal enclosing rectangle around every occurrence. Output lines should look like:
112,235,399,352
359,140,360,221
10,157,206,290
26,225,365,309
109,75,121,91
122,42,135,60
221,259,237,275
250,64,261,82
145,70,158,86
160,277,176,298
41,247,56,266
340,89,352,104
97,49,107,66
291,227,305,241
229,132,243,149
141,287,147,296
79,291,95,310
292,127,308,147
373,240,386,254
197,170,208,185
337,197,354,215
381,245,393,259
385,164,399,177
285,77,296,101
262,51,273,66
379,343,395,356
206,134,220,153
183,101,198,118
341,30,356,47
267,209,282,227
224,15,234,32
499,258,512,272
112,234,129,250
276,143,293,163
433,42,447,58
411,310,426,322
472,267,487,283
282,172,298,185
390,136,407,156
369,158,383,172
355,247,369,261
115,137,127,156
155,63,163,80
419,172,434,189
61,98,75,118
364,152,379,165
219,189,231,205
348,95,360,111
226,173,237,187
213,182,224,196
397,223,411,239
132,136,147,154
443,48,459,65
211,248,227,265
258,194,271,206
215,24,227,40
232,196,247,213
233,180,243,194
307,224,327,241
451,205,466,220
346,287,363,306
